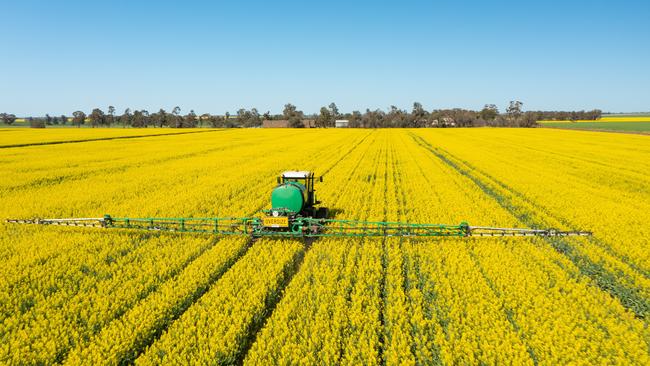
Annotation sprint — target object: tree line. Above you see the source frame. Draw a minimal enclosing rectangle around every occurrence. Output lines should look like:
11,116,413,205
1,102,602,128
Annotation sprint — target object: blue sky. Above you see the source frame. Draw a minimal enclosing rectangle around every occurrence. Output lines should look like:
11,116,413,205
1,0,649,116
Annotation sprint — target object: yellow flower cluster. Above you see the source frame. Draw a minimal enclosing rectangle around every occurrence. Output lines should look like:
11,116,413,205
403,129,650,364
415,128,650,302
0,229,213,364
0,127,203,148
0,127,648,364
245,132,389,365
135,239,304,365
246,129,649,365
0,128,371,364
63,237,248,365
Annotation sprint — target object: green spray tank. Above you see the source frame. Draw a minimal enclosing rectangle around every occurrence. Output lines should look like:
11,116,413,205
271,181,306,214
268,171,327,219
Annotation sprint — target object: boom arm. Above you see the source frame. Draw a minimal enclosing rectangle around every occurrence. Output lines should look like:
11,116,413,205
5,215,592,238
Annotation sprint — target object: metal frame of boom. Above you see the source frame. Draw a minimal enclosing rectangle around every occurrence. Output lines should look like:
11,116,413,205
5,215,592,238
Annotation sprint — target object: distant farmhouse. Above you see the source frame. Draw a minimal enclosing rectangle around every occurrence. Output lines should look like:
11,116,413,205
430,117,456,127
335,119,349,128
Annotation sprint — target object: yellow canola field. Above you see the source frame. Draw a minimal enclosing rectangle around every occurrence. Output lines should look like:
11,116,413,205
0,128,648,365
0,127,213,148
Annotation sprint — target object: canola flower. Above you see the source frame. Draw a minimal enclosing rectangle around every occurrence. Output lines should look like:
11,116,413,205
0,127,206,148
245,133,389,365
413,129,650,303
393,130,649,364
135,239,304,365
63,237,248,365
248,129,648,365
0,231,212,364
0,129,368,364
0,128,648,364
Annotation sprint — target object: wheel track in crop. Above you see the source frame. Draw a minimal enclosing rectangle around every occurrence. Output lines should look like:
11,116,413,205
407,132,650,356
319,130,374,177
113,130,378,364
4,131,373,364
410,132,650,280
465,246,540,365
383,136,444,365
394,133,451,352
397,132,535,364
241,132,385,364
120,236,255,365
1,142,229,192
338,133,386,364
233,239,312,366
66,236,258,363
9,129,366,294
67,223,265,362
410,133,650,280
140,131,376,360
0,230,193,326
177,130,372,218
383,137,407,363
451,131,649,192
1,131,307,194
0,130,361,283
240,145,379,360
1,163,278,309
515,144,649,193
377,137,392,366
0,129,224,149
409,132,650,319
236,133,382,358
1,233,219,363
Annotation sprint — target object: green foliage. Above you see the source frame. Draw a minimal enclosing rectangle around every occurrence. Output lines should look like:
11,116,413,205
543,122,650,133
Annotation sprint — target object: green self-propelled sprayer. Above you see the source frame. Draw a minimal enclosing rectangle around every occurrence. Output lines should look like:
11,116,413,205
6,171,592,238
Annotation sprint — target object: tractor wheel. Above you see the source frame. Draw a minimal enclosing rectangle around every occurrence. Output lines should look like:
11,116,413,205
316,207,329,219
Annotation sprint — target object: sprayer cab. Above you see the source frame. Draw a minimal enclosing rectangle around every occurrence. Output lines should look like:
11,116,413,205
269,171,327,219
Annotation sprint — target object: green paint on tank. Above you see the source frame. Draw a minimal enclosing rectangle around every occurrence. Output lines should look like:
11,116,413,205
271,182,306,214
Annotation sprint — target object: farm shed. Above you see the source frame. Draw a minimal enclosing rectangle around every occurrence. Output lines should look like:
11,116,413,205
335,119,349,128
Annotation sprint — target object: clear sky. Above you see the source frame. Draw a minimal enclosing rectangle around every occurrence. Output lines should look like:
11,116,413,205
1,0,649,116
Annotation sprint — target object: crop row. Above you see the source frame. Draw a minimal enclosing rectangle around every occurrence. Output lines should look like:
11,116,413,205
245,132,389,364
0,130,370,364
1,129,648,364
393,130,649,364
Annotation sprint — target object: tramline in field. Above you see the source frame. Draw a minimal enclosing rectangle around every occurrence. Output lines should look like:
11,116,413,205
6,170,592,238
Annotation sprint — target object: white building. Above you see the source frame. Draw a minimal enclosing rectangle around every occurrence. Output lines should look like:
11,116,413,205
335,119,349,128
